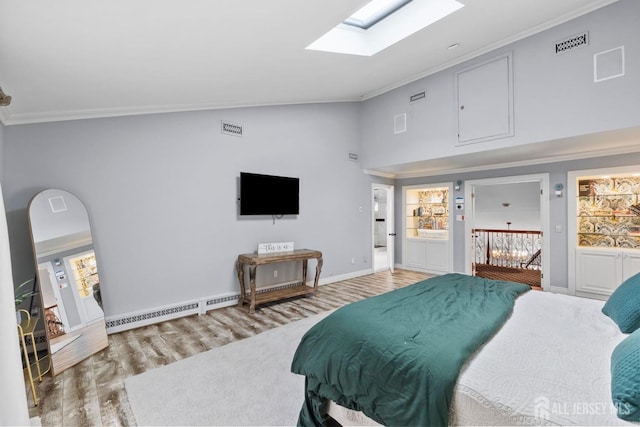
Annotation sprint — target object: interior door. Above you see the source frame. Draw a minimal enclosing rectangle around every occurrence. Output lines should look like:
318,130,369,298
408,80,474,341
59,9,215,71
386,186,395,273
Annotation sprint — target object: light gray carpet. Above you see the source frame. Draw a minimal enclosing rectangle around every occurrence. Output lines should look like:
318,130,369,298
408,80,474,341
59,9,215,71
125,311,333,426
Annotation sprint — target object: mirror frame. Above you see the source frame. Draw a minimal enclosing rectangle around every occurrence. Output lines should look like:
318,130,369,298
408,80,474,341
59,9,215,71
27,189,108,376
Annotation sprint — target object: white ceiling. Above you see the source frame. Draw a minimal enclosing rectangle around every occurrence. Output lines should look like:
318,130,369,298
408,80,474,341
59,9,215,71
1,0,634,176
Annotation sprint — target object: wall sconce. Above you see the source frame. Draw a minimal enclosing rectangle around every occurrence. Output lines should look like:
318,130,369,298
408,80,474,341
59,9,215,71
554,183,564,197
454,180,462,191
0,86,11,106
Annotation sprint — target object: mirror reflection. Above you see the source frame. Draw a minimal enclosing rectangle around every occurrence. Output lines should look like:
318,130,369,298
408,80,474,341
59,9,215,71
28,189,108,376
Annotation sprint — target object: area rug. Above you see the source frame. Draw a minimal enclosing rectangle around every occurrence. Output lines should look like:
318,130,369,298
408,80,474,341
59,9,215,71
125,310,333,426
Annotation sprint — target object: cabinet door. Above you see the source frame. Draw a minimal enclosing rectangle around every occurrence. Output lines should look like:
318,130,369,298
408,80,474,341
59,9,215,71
405,240,427,268
426,240,449,273
576,249,623,297
456,53,513,144
623,251,640,281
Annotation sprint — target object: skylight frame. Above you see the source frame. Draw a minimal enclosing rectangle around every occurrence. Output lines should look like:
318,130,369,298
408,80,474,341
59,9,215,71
307,0,464,57
342,0,413,30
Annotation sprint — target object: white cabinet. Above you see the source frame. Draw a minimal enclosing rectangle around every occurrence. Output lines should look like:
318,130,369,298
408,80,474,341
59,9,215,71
575,248,640,299
402,183,453,275
568,168,640,300
425,239,449,273
404,238,450,274
623,251,640,281
456,52,513,144
405,239,428,269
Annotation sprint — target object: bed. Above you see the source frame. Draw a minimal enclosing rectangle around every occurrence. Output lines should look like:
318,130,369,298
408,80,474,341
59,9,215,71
291,273,640,426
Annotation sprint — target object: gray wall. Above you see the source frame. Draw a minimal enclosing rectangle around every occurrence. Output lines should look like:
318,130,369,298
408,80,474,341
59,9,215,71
0,123,4,182
360,0,640,171
396,151,640,289
2,103,380,317
2,0,640,321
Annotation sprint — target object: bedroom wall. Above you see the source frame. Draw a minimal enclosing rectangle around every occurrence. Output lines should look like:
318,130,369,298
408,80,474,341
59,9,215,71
2,103,384,319
395,151,640,289
0,121,31,425
0,122,4,183
360,0,640,172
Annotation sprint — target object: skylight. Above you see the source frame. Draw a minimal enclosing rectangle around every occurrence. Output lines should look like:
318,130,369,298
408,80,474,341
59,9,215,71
342,0,412,30
307,0,464,57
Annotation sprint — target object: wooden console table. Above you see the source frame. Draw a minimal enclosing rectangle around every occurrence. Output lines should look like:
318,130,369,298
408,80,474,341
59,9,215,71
236,249,323,313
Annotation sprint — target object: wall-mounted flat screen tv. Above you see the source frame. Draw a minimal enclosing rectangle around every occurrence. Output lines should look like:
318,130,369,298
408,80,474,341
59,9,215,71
239,172,299,215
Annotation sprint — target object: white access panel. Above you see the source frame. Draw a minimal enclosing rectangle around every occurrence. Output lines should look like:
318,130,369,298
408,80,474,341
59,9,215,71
456,52,513,144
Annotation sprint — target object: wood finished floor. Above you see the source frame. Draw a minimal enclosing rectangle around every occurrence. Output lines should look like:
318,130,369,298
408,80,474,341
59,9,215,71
25,269,430,426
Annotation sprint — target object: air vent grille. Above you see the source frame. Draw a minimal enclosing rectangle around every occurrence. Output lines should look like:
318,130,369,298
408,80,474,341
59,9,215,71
221,121,243,137
409,90,426,103
555,32,588,54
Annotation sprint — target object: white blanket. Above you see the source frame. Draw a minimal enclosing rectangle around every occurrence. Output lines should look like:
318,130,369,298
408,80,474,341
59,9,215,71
452,290,630,425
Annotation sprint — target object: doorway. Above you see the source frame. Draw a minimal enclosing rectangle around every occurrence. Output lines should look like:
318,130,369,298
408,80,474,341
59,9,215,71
464,174,550,290
372,184,395,273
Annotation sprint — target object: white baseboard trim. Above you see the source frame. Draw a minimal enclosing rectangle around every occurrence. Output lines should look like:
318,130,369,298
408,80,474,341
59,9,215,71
106,268,375,334
397,264,447,276
320,268,374,284
547,285,569,294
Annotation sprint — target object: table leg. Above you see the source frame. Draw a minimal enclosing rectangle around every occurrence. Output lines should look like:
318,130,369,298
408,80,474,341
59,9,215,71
236,260,246,307
248,264,257,314
313,256,323,291
302,259,308,286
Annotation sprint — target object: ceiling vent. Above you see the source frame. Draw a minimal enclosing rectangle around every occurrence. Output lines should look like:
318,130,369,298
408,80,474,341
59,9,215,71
221,121,243,137
409,90,426,103
555,32,588,54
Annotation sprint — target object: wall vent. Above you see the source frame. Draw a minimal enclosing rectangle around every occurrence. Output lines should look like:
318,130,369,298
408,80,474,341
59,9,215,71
409,90,426,103
221,120,243,137
594,46,625,82
555,32,588,54
394,113,407,134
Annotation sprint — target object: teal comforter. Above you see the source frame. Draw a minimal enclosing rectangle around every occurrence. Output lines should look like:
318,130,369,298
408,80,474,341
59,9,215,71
290,273,530,426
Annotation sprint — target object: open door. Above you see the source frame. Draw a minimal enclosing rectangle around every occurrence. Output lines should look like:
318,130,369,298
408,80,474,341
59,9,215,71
386,186,395,273
372,184,395,273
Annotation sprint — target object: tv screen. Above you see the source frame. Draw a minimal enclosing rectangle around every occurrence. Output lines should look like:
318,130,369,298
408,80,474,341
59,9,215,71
240,172,299,215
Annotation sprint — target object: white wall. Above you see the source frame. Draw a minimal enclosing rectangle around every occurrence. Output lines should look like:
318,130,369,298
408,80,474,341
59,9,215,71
0,123,30,426
473,182,541,230
360,0,640,171
3,103,379,319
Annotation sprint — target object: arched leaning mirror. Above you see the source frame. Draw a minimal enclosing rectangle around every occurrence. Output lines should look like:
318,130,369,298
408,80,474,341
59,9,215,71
28,189,108,376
